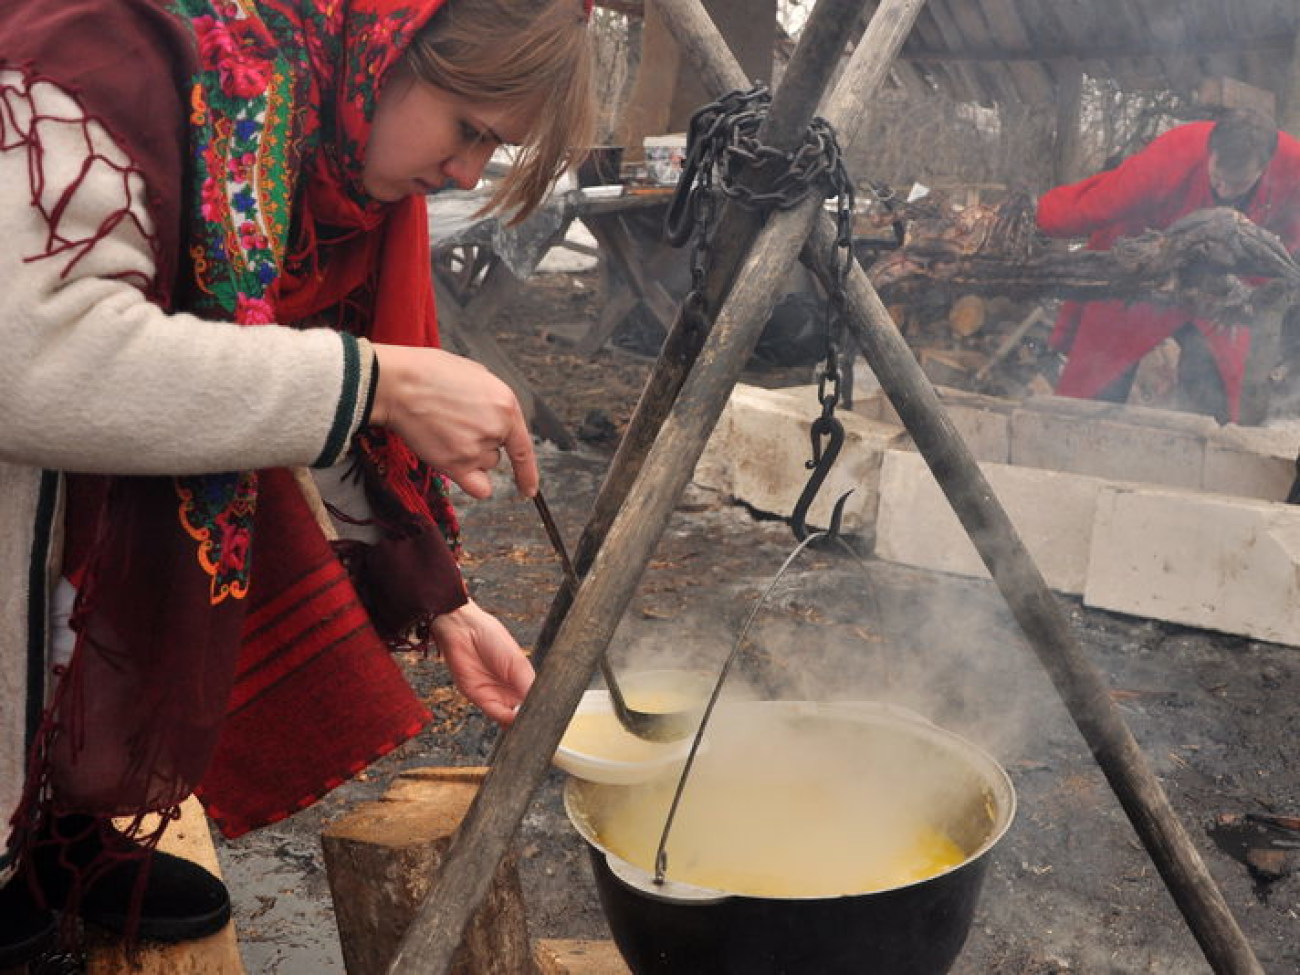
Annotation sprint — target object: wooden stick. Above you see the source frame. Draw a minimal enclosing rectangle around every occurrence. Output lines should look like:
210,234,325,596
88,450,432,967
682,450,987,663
382,2,922,972
973,305,1049,383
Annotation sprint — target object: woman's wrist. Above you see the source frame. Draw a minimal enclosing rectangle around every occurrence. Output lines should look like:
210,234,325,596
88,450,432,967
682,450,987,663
369,342,405,427
359,342,381,429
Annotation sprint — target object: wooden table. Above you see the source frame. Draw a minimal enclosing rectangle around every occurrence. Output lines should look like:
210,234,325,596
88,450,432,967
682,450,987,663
568,188,680,356
429,186,682,447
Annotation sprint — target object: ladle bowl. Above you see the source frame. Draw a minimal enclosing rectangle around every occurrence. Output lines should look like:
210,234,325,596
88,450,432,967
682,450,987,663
554,690,694,785
533,491,705,742
554,671,716,784
564,701,1016,975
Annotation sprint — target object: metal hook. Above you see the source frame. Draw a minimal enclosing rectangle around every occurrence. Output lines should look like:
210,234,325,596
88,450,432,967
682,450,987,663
791,413,845,541
825,488,854,539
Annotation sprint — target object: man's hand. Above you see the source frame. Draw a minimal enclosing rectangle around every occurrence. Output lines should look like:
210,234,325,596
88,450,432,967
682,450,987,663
430,600,535,725
370,344,539,499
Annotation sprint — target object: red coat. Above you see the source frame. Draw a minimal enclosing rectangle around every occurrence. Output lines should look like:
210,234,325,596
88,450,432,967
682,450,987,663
1037,121,1300,420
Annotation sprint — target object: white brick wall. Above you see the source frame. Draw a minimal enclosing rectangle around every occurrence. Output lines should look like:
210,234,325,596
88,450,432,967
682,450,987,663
696,383,1300,645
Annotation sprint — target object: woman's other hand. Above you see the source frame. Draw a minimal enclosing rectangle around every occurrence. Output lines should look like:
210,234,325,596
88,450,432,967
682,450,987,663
430,599,535,725
370,344,539,499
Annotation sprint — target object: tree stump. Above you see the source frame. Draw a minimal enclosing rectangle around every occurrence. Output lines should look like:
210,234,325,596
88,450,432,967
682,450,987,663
86,795,245,974
533,939,630,975
321,767,531,975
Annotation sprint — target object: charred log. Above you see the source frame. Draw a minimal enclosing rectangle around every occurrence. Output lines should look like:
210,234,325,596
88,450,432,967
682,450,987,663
870,206,1300,324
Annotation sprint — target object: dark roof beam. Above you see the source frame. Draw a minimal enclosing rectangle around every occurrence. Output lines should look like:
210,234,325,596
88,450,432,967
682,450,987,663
980,0,1057,103
923,2,1006,105
899,33,1295,65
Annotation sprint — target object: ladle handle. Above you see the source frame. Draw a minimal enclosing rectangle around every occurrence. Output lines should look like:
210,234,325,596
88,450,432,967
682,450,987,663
532,493,638,725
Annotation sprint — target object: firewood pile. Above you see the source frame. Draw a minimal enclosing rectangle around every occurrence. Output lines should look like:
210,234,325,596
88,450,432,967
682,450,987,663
852,188,1055,398
850,189,1300,402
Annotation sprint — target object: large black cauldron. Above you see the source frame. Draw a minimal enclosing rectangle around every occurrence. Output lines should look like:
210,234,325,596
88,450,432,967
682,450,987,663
565,702,1015,975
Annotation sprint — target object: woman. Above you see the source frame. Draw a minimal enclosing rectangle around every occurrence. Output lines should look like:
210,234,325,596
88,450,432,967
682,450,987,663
0,0,594,962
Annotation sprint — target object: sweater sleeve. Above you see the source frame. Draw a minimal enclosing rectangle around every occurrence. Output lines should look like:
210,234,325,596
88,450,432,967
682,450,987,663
1037,123,1211,240
0,74,376,475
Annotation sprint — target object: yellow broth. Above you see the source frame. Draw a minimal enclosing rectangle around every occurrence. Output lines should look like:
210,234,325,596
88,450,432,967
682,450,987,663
579,706,988,899
595,772,966,897
560,710,682,764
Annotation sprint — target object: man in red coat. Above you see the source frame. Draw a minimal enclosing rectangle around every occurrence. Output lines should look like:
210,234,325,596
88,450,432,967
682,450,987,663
1037,110,1300,423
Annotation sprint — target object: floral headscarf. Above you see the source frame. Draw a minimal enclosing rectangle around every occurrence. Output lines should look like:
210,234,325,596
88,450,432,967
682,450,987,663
183,0,446,344
174,0,464,606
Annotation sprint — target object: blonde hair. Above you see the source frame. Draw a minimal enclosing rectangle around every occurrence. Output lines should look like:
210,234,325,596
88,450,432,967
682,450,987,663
403,0,596,222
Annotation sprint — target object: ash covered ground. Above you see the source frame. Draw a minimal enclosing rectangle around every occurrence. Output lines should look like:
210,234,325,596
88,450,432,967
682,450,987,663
216,270,1300,974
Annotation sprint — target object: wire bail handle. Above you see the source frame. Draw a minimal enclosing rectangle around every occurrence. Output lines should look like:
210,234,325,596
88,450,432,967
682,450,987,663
652,494,858,885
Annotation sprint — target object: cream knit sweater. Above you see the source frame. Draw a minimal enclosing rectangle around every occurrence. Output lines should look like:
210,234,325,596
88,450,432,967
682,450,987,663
0,73,378,864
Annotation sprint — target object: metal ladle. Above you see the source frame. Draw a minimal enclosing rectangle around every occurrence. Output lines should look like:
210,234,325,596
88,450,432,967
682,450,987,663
533,491,698,742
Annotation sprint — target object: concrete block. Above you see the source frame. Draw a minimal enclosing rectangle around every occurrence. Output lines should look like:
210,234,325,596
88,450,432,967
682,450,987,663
694,384,907,534
1086,488,1300,645
691,389,736,493
851,388,899,426
873,449,1103,595
1011,395,1215,489
1204,424,1300,502
850,386,1011,463
1020,393,1222,434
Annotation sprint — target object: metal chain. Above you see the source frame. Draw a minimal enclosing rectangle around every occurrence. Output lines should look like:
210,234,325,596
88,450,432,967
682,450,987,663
666,84,857,342
666,88,858,542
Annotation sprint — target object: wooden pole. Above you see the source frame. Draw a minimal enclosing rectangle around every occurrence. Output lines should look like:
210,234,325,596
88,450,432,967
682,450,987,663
802,218,1265,975
382,2,926,973
1052,58,1084,186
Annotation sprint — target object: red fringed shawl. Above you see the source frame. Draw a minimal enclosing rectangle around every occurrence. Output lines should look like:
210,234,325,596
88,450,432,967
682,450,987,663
3,0,470,839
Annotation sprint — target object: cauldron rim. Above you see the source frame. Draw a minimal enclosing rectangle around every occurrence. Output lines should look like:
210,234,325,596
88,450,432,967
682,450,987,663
564,699,1017,904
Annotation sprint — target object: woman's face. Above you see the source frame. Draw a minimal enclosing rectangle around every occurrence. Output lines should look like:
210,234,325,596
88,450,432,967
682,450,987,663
363,76,530,202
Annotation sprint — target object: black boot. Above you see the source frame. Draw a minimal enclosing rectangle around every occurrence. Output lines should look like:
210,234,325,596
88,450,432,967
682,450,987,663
33,814,231,943
0,869,57,968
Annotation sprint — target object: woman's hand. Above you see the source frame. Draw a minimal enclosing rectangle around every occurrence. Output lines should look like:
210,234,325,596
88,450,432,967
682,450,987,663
430,599,535,725
370,344,538,500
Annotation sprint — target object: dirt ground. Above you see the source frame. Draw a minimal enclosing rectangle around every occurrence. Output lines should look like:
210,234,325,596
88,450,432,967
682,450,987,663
215,269,1300,975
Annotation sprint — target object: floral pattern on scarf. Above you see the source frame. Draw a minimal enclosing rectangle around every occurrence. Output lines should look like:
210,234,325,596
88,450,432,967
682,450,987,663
174,0,455,596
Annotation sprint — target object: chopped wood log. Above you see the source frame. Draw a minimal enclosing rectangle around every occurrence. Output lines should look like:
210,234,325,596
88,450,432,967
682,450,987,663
947,294,986,337
873,207,1300,324
87,796,244,975
919,347,987,386
321,767,530,975
533,939,631,975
